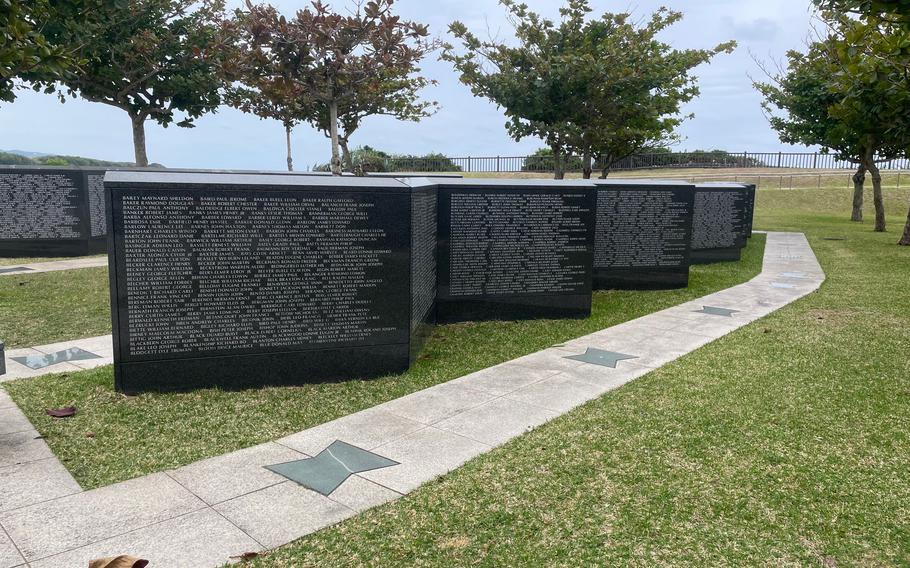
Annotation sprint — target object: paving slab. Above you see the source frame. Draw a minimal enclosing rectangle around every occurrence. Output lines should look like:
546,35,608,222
28,508,261,568
0,407,32,437
0,431,54,469
0,459,81,513
214,481,353,549
0,473,205,562
447,362,560,396
378,382,496,425
329,475,402,512
504,374,607,414
0,528,23,568
434,398,559,447
277,407,424,457
168,442,307,506
359,427,491,494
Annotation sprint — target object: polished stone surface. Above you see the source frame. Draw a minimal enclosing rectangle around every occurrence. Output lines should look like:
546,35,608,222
11,347,101,370
564,347,639,368
433,179,595,322
695,306,740,317
266,440,398,496
107,173,433,393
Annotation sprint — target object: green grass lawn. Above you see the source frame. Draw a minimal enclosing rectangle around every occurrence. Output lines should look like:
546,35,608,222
4,182,909,566
0,267,111,348
237,186,910,567
2,239,765,490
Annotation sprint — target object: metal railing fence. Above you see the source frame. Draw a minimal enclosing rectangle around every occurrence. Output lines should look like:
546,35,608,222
375,151,910,173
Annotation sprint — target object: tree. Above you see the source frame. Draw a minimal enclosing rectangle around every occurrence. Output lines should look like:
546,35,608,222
443,1,733,180
35,0,230,166
814,0,910,242
824,17,910,232
756,45,872,222
564,9,735,178
443,0,590,180
221,15,314,171
0,0,80,103
234,0,438,176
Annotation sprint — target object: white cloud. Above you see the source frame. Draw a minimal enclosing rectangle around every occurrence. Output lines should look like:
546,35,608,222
0,0,816,167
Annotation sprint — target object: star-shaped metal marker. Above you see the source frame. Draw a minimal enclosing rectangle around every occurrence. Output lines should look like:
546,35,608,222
564,347,638,368
0,267,31,275
780,271,808,279
771,282,795,289
265,440,398,496
12,347,102,370
695,306,740,317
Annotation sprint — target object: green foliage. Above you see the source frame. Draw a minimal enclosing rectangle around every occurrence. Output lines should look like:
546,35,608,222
0,0,80,103
0,151,35,165
443,0,734,178
0,151,137,167
314,146,462,173
231,0,438,175
35,0,231,166
521,147,583,172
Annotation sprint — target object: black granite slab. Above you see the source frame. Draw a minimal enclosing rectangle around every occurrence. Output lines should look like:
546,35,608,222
430,178,595,322
592,179,695,290
106,171,436,393
0,166,107,257
690,183,751,264
0,340,5,376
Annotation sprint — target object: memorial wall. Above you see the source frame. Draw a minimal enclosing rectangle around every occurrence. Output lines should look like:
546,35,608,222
432,179,595,322
0,166,107,256
106,172,435,392
690,183,751,264
105,172,757,393
592,179,695,290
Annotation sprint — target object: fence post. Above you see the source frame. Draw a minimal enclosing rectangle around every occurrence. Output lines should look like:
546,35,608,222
467,157,472,173
496,156,501,173
813,154,818,169
777,152,782,168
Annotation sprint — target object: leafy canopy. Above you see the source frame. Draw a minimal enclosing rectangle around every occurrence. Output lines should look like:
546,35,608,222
232,0,438,174
443,0,734,176
36,0,230,128
0,0,81,103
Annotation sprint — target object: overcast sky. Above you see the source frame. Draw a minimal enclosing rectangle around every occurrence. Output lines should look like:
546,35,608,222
0,0,817,169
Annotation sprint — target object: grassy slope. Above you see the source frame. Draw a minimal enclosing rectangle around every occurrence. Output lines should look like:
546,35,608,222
238,186,910,567
0,267,111,348
2,241,765,490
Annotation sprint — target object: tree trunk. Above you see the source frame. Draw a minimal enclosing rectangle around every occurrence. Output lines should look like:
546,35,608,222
130,113,149,167
339,136,353,173
900,203,910,245
599,156,613,179
285,124,293,172
328,99,342,176
552,143,565,180
582,150,592,180
868,160,885,232
851,163,865,222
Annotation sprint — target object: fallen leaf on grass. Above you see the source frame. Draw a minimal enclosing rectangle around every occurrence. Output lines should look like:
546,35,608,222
46,406,77,418
230,552,260,562
85,431,96,438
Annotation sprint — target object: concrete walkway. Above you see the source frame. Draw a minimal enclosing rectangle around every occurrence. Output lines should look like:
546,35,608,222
0,232,823,567
0,257,107,278
2,335,114,382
